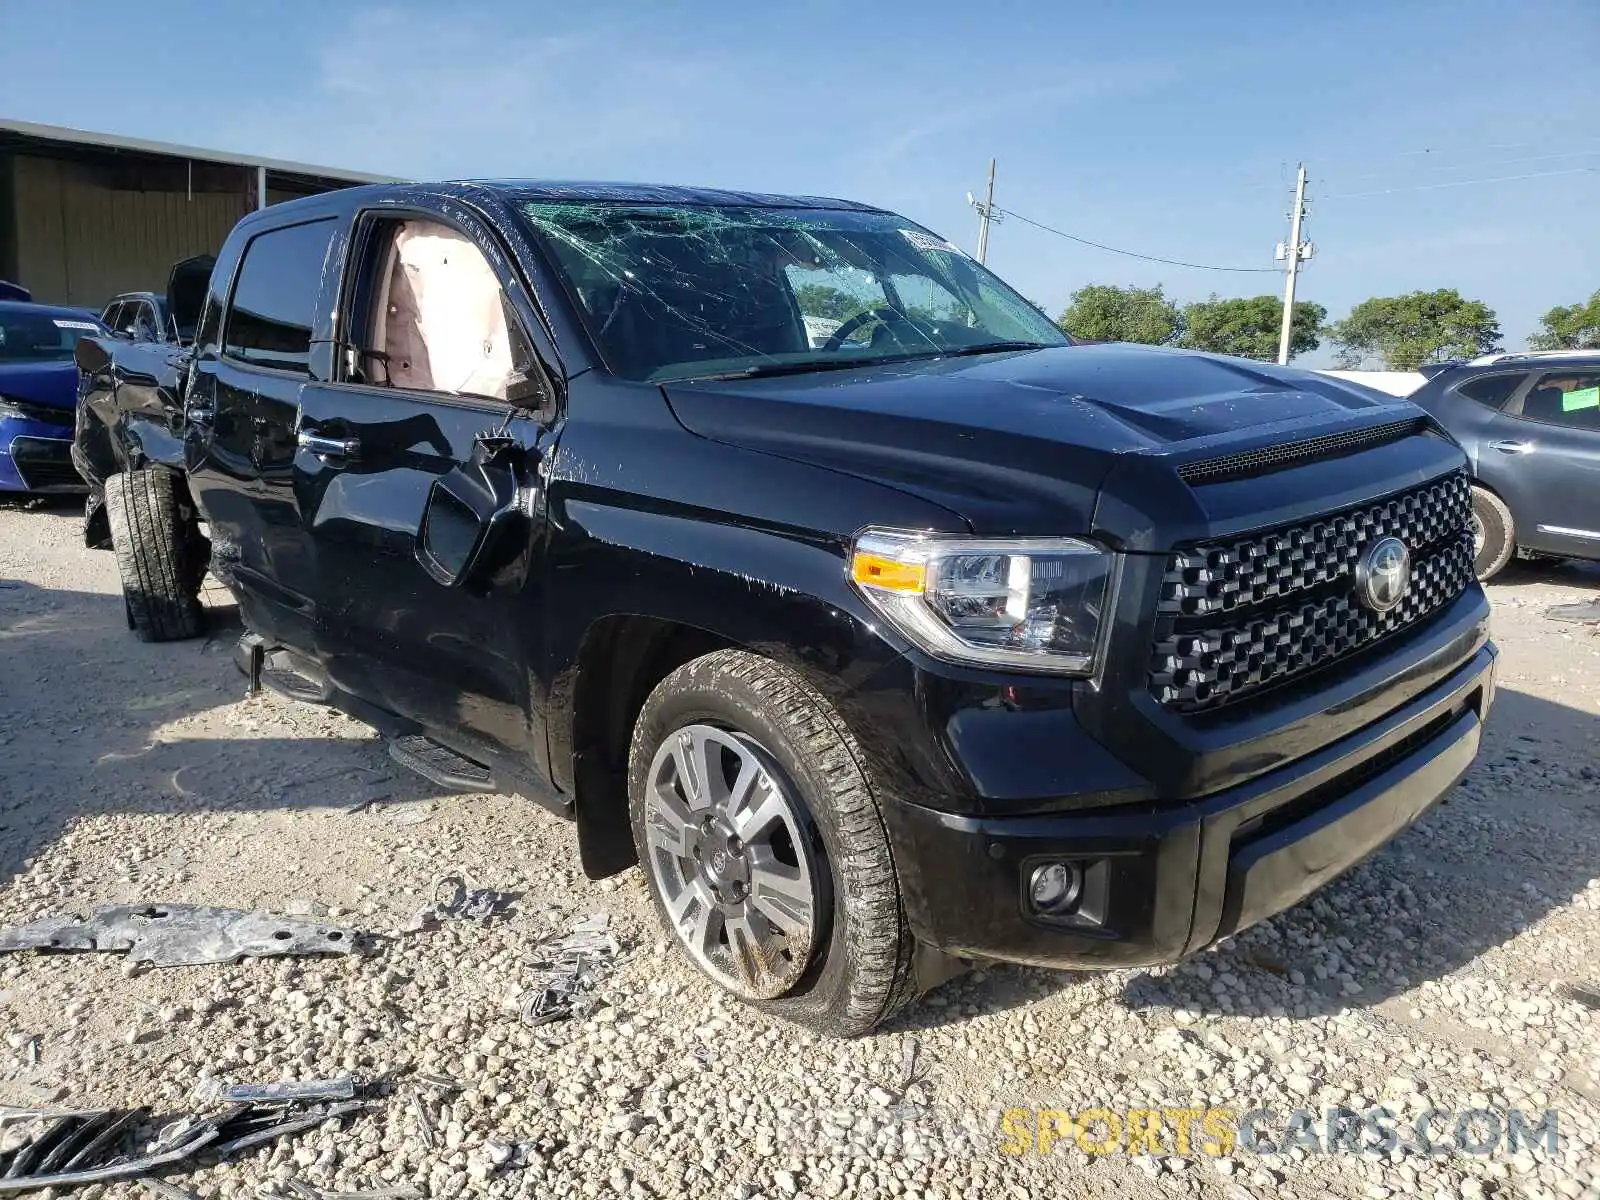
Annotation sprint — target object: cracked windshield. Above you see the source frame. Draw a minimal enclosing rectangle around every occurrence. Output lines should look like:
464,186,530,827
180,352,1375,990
518,202,1068,381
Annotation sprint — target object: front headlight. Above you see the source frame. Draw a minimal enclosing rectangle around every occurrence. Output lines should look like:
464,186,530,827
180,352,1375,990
848,528,1114,674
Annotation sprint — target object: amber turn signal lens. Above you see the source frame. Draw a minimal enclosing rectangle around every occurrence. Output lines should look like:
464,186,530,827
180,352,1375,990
850,552,926,594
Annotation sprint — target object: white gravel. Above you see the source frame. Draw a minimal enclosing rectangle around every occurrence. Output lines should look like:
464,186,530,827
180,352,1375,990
1,497,1597,1200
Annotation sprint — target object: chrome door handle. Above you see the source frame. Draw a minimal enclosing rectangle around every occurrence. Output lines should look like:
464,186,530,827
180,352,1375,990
1488,439,1531,454
296,430,360,460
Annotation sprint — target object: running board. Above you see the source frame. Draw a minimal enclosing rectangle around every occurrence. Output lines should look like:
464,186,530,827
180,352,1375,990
388,735,495,792
261,652,334,706
235,634,334,705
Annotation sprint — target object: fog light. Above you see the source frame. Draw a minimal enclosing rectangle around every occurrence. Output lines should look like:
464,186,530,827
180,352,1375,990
1028,861,1082,914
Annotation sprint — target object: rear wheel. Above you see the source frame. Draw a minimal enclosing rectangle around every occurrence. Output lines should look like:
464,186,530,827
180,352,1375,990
1470,486,1514,581
628,649,916,1036
104,469,206,642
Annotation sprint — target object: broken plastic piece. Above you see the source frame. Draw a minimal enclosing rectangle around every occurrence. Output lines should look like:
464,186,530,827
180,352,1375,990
1545,598,1600,624
0,904,361,967
517,912,621,1026
195,1077,356,1105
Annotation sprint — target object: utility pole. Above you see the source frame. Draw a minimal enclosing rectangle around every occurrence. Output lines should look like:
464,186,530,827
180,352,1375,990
1276,163,1312,365
972,159,998,264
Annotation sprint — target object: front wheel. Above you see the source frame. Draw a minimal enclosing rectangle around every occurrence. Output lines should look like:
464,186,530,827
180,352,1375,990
104,469,206,642
628,649,916,1036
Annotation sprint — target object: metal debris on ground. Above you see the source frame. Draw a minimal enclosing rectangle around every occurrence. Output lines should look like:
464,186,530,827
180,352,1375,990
411,1072,461,1094
1562,981,1600,1010
0,1097,365,1192
406,875,516,932
1545,598,1600,624
0,904,361,968
282,1183,424,1200
898,1036,929,1094
409,1091,436,1149
517,912,621,1026
139,1178,201,1200
194,1077,356,1105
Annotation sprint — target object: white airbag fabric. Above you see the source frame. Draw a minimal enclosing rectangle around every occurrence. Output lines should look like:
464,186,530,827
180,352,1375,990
383,222,512,399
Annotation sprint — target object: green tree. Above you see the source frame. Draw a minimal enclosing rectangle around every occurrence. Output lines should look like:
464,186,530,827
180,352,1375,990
1057,284,1182,345
1178,294,1326,361
792,284,873,321
1529,289,1600,350
1328,289,1501,369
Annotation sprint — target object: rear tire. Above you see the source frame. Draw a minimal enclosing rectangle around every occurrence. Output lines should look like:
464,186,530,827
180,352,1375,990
628,649,917,1037
104,469,205,642
1470,486,1514,581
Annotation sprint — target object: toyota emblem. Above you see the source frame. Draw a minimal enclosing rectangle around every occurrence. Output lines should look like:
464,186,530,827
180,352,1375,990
1356,537,1411,613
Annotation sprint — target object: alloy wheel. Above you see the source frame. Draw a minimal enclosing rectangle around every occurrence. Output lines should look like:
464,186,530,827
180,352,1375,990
643,723,822,999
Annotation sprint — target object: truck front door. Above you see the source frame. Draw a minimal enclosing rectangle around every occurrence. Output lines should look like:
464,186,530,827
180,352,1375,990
290,205,557,777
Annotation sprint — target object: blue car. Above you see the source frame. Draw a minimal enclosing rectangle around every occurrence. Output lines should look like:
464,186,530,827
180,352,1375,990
0,300,107,492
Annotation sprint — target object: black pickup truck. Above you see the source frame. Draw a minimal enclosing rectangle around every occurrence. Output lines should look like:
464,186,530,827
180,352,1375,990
74,182,1496,1034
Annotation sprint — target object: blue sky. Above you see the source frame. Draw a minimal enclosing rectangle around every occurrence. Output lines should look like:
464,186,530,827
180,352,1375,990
2,0,1595,364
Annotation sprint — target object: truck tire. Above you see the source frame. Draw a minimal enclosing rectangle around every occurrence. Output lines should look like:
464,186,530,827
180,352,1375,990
104,469,205,642
628,649,917,1036
1470,486,1515,581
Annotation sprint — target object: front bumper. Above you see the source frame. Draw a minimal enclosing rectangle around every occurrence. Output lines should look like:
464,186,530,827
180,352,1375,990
1,419,83,493
883,639,1495,968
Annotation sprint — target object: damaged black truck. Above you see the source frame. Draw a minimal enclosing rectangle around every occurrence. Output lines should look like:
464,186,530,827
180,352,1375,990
73,183,1496,1035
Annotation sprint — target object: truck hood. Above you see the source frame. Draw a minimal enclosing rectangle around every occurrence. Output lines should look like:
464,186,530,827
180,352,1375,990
0,360,78,411
660,342,1419,539
167,255,215,339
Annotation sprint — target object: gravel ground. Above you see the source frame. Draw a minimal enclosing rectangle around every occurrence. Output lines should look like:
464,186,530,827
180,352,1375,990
1,496,1597,1200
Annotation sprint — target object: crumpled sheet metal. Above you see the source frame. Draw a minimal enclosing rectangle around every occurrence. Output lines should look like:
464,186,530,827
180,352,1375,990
407,875,515,930
519,911,620,1026
194,1077,355,1105
0,904,359,967
0,1099,364,1192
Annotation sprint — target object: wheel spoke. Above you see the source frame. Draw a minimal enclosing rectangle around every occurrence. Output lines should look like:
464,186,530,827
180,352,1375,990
748,852,813,937
731,779,788,841
663,874,707,927
670,734,705,807
724,753,761,822
688,897,724,959
646,780,696,858
725,912,769,988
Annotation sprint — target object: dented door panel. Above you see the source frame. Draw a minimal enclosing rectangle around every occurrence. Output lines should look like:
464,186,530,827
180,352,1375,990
292,382,548,765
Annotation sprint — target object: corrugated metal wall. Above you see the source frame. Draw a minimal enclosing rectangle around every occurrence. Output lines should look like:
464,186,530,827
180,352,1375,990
9,155,248,308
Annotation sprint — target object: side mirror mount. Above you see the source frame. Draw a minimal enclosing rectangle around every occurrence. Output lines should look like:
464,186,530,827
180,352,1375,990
504,365,558,423
415,460,521,588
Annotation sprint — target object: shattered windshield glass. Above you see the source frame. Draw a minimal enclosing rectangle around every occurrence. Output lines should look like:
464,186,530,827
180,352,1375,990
516,202,1069,382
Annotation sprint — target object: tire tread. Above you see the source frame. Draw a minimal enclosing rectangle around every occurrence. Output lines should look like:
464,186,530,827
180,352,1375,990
104,469,205,642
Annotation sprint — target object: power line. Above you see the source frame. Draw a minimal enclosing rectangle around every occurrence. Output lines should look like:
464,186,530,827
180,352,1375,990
1323,166,1596,200
998,206,1280,273
1323,149,1600,188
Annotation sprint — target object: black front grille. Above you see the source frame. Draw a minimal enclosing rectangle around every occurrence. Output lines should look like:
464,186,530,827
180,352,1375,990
1157,471,1470,617
10,436,84,491
1150,471,1473,712
1177,418,1428,486
0,395,74,426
